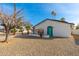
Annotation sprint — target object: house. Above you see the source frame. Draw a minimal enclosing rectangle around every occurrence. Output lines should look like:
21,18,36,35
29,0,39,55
0,23,4,32
33,19,74,37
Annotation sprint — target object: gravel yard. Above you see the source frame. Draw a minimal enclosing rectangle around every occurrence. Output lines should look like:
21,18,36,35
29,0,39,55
0,33,79,56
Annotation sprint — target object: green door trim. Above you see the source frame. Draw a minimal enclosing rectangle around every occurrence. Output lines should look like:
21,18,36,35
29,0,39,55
47,26,53,37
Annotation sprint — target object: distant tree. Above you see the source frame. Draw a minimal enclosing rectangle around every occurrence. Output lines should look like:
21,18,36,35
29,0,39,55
60,17,65,22
11,27,17,35
76,24,79,29
25,24,32,35
19,26,24,35
16,17,24,35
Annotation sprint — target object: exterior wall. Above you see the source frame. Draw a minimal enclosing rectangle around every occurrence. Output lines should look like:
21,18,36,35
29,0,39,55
34,20,71,37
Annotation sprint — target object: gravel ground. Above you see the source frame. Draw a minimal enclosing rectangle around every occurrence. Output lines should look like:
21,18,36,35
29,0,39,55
0,32,79,56
0,34,79,56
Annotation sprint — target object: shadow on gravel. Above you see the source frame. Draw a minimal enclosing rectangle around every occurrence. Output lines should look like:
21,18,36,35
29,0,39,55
75,40,79,45
72,34,79,45
14,33,53,40
14,33,69,40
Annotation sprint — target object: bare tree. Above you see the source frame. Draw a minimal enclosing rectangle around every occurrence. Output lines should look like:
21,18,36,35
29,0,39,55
0,3,23,43
0,13,13,42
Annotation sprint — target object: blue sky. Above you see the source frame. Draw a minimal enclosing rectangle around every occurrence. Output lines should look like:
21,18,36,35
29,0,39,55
1,3,79,25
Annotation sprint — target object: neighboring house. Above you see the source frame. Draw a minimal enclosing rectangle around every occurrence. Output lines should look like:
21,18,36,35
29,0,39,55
16,26,32,33
0,23,4,32
33,19,74,37
72,29,79,35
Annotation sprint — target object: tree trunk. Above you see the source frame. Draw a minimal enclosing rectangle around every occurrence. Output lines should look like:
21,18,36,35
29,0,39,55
21,31,23,35
40,34,43,38
2,27,9,43
0,27,9,43
5,30,9,42
26,30,29,35
13,31,16,35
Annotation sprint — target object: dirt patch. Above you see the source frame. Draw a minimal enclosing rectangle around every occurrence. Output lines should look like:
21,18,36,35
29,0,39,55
72,34,79,40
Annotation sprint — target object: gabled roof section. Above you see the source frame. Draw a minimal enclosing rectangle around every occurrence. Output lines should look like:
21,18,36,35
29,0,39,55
33,18,74,27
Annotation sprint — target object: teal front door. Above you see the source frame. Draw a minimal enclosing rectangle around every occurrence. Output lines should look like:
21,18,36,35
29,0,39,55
47,26,53,37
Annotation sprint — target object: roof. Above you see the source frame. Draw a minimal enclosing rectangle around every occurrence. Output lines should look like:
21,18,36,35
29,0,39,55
33,18,74,27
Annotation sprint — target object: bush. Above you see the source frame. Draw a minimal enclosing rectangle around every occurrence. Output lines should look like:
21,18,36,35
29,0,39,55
11,28,17,35
37,29,44,38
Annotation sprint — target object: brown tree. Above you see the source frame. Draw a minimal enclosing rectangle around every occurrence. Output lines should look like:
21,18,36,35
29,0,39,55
0,3,23,42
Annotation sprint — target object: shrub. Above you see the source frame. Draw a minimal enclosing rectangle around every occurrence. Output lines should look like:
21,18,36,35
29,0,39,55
37,29,44,38
11,28,17,35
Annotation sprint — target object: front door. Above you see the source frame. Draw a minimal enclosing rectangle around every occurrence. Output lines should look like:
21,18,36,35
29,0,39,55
47,26,53,37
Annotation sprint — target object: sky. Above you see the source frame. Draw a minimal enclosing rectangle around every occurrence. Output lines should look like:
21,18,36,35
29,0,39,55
0,3,79,26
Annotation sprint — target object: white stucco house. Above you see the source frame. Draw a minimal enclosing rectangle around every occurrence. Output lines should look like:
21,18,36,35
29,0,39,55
33,19,74,37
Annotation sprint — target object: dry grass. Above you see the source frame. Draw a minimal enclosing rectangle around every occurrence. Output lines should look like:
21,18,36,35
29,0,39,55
0,32,79,56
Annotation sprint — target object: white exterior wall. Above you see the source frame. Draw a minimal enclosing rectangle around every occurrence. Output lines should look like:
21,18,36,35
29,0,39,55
34,20,71,37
